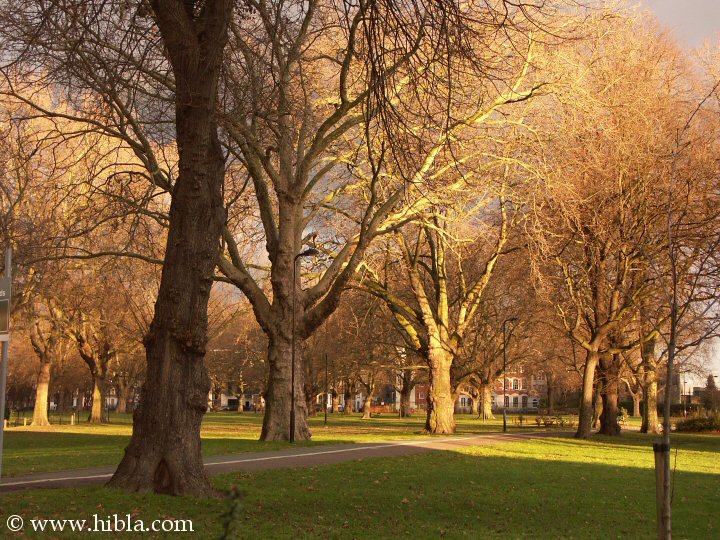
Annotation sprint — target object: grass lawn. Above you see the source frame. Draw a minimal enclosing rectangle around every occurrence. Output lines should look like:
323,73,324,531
0,432,717,539
1,412,579,477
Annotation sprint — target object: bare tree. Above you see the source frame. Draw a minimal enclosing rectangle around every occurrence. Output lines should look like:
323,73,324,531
526,13,697,438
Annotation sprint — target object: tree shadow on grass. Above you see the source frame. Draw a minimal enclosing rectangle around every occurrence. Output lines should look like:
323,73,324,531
0,435,717,539
221,444,720,540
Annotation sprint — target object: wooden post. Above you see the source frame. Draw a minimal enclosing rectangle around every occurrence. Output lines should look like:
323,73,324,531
654,440,669,540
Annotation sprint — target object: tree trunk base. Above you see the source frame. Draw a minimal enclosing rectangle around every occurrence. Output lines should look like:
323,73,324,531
260,334,311,442
425,402,456,434
575,420,594,439
598,424,621,436
109,452,219,498
109,330,217,497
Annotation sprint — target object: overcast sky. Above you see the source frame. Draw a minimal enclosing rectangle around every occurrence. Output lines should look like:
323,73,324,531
639,0,720,48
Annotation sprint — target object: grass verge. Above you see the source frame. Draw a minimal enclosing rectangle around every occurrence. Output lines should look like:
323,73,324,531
1,413,581,477
0,432,717,539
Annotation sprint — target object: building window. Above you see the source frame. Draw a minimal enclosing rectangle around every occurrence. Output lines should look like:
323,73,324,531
504,396,509,407
460,397,466,407
518,365,524,373
522,378,527,390
513,396,519,407
532,399,538,408
522,396,528,408
419,392,424,401
512,379,519,390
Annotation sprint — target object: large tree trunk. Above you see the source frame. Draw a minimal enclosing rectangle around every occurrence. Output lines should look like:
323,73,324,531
343,384,353,415
236,382,244,414
425,352,455,434
479,383,495,420
260,333,310,441
641,336,660,434
632,391,641,417
598,354,621,436
362,393,372,420
115,381,130,415
89,374,107,424
115,395,127,415
592,383,602,429
57,388,66,415
400,386,412,417
398,370,415,417
108,0,231,497
331,391,340,414
31,361,51,427
306,389,316,417
547,372,555,415
576,350,599,439
642,375,660,434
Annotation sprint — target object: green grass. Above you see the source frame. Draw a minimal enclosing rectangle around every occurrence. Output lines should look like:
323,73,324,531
0,433,717,539
1,412,571,477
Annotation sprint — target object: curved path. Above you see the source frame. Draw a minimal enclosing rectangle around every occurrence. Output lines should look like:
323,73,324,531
0,430,568,493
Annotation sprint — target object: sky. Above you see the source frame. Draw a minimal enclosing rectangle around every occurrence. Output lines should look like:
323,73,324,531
639,0,720,48
635,1,720,384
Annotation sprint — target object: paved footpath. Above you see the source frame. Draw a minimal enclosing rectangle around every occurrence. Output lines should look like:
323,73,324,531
0,430,568,493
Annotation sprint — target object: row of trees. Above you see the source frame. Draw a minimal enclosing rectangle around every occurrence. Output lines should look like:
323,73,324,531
0,3,718,518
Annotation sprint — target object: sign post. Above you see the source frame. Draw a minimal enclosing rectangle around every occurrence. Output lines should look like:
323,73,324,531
0,247,12,483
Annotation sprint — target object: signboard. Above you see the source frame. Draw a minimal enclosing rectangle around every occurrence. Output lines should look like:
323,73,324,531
0,277,9,341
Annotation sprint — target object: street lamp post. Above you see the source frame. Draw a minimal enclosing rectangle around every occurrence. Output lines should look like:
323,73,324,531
503,317,518,433
290,248,320,443
324,351,328,427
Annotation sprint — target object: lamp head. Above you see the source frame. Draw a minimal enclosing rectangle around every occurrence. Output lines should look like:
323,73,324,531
296,248,320,259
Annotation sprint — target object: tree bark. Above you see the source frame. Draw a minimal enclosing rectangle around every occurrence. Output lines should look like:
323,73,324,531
362,394,372,420
547,372,555,415
89,375,106,424
236,381,245,414
260,333,310,441
576,350,599,439
331,391,340,414
343,382,353,415
31,361,51,427
592,383,603,429
396,370,416,417
642,375,660,434
598,354,621,436
425,352,455,434
632,392,641,418
479,383,495,420
641,336,660,434
115,380,130,415
108,0,231,498
306,389,317,417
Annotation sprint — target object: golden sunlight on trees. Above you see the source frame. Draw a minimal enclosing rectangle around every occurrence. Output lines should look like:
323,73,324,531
0,8,718,539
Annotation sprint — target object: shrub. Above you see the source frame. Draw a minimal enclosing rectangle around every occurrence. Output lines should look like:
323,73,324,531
675,414,720,432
